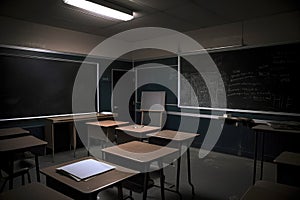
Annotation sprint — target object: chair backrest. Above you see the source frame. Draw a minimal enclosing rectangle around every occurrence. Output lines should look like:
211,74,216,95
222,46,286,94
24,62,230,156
140,91,165,127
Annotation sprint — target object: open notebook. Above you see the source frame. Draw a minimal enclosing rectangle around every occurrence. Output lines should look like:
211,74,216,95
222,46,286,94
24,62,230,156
56,159,115,181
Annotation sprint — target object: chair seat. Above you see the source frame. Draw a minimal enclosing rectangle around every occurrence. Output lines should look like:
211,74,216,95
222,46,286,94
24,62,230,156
1,167,30,179
1,158,35,191
1,159,35,174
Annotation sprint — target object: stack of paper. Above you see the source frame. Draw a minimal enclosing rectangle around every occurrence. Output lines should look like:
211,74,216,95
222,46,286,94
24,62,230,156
56,159,115,181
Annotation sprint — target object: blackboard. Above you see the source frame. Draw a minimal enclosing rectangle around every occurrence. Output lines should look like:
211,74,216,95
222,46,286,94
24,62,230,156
0,51,98,120
180,43,300,115
136,65,178,106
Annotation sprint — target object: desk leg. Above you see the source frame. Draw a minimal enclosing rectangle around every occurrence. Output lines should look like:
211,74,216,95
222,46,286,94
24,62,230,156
160,168,165,200
176,157,181,193
187,148,195,196
117,183,123,200
51,124,55,163
87,126,91,156
252,131,259,185
8,157,14,190
259,132,265,180
72,124,77,158
142,173,149,200
35,155,40,182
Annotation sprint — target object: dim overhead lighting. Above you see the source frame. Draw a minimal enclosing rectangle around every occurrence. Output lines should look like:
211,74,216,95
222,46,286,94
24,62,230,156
63,0,134,21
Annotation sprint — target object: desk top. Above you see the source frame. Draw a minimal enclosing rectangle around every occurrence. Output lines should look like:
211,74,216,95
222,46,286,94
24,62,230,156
241,180,300,200
252,124,300,134
86,120,129,128
116,125,160,133
147,130,198,141
274,151,300,166
0,182,72,200
40,157,138,194
0,127,30,139
102,141,178,163
0,135,47,152
46,113,113,123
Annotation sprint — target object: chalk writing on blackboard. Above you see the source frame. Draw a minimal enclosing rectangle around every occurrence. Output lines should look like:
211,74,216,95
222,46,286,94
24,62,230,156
179,43,300,115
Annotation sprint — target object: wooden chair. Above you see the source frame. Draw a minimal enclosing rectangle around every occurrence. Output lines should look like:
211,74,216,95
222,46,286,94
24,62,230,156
125,91,166,199
140,91,166,128
0,158,35,192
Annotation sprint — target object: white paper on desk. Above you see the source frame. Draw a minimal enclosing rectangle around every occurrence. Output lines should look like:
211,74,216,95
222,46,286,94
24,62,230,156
56,159,115,181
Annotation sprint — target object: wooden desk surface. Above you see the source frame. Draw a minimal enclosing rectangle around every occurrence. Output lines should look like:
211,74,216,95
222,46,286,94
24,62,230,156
40,157,138,194
0,182,72,200
274,151,300,166
46,113,113,123
0,127,30,138
241,180,300,200
0,135,47,152
147,130,198,141
116,125,160,133
252,124,300,134
86,120,129,128
102,141,178,163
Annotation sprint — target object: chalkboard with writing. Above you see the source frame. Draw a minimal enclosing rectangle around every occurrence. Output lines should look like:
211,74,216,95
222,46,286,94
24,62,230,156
180,43,300,115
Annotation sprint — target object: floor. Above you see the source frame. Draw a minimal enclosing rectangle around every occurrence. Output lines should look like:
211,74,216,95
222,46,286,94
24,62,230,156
0,147,276,200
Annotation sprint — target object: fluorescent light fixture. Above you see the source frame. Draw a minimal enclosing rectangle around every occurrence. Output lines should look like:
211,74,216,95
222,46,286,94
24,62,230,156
63,0,134,21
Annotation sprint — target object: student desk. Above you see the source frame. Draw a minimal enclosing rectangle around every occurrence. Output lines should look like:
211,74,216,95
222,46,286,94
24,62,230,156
45,113,113,161
0,135,47,189
147,130,198,196
241,180,300,200
0,127,30,139
251,124,300,184
86,120,129,154
0,182,72,200
274,151,300,186
40,157,138,200
102,141,178,200
115,125,160,142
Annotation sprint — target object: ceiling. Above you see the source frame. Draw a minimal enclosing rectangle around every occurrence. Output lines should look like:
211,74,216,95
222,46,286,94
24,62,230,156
0,0,299,38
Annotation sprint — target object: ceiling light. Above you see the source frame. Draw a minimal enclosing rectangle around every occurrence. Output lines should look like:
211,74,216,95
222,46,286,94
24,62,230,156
63,0,134,21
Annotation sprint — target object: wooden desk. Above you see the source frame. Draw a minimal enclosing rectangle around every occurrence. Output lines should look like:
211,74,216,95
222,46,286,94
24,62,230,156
251,124,300,184
241,180,300,200
0,136,47,189
87,120,129,128
102,141,178,200
115,125,160,141
274,151,300,186
218,116,254,127
274,151,300,166
86,120,129,155
45,113,113,161
0,182,72,200
40,157,138,200
0,127,30,139
147,130,198,196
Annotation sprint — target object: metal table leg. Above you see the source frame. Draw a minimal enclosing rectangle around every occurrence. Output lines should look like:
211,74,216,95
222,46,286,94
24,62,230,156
142,173,149,200
187,148,195,196
259,132,265,180
35,155,41,182
252,131,259,185
160,168,165,200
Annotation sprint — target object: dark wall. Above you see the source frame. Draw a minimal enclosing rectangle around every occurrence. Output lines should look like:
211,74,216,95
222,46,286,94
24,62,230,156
134,43,300,160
